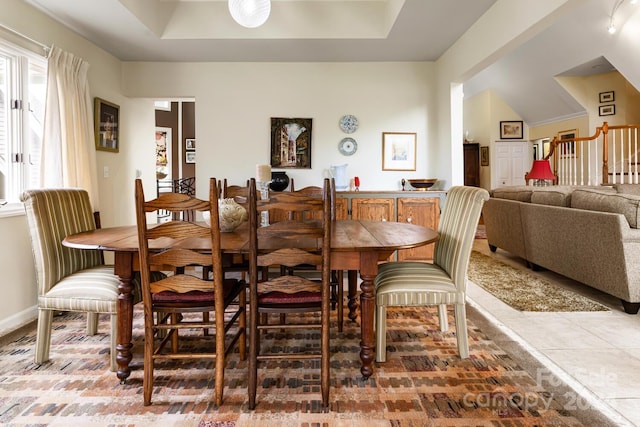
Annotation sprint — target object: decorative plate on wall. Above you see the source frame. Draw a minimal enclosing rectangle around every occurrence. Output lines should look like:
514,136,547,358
339,115,359,134
338,137,357,156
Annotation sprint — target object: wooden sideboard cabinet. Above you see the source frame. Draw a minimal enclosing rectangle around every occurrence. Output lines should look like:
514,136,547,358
336,190,443,262
397,197,439,261
351,198,394,222
335,198,348,220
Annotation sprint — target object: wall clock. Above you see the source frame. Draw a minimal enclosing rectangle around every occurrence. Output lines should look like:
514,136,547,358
339,115,359,134
338,137,357,156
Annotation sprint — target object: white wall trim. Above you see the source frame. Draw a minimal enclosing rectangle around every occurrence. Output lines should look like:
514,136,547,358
527,111,588,128
0,305,36,337
0,203,26,218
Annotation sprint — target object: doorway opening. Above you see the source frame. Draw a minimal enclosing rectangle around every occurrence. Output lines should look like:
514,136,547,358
155,99,196,222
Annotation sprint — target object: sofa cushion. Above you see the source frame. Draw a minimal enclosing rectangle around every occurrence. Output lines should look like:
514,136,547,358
529,186,574,207
614,184,640,196
490,186,532,202
571,189,640,228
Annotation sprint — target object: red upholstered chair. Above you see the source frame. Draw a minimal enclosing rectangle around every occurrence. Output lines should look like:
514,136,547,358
134,178,246,406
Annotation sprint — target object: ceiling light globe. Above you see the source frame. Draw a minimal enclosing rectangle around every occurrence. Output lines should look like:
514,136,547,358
228,0,271,28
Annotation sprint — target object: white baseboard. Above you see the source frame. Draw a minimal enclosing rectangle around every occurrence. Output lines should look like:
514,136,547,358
0,305,37,337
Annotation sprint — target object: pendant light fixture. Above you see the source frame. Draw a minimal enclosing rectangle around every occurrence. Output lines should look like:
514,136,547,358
228,0,271,28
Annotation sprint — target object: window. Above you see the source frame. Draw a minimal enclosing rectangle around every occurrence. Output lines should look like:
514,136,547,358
0,39,46,206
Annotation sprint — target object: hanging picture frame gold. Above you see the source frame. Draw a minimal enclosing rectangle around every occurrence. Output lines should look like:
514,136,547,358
94,97,119,153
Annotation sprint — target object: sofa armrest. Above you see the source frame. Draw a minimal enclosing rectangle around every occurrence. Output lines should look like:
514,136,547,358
482,198,527,260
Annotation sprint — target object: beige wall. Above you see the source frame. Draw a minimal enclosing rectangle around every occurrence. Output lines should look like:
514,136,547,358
529,116,589,141
556,71,638,130
0,214,37,335
463,91,491,189
627,81,640,123
122,61,435,215
463,89,529,190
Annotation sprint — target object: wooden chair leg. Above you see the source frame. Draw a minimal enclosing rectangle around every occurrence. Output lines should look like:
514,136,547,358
335,270,344,332
203,311,210,336
171,313,179,353
347,270,359,322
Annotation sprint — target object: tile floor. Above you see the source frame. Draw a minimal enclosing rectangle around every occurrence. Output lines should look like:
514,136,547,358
471,237,640,427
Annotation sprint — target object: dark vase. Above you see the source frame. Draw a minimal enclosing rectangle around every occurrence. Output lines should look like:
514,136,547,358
269,171,290,192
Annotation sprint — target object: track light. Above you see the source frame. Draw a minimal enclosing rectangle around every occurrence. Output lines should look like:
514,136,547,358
608,0,637,34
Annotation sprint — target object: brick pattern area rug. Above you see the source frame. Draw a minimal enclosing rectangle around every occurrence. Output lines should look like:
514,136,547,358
468,251,610,312
0,303,615,426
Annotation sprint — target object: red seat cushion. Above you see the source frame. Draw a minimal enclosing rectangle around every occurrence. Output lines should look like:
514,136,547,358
258,291,322,304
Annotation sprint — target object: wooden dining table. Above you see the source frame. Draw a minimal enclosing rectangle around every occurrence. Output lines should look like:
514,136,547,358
63,219,438,383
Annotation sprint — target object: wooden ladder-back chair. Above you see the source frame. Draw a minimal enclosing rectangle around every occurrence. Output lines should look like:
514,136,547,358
220,179,253,280
247,178,333,409
374,186,489,362
21,188,120,371
288,178,344,331
223,178,249,201
134,178,246,406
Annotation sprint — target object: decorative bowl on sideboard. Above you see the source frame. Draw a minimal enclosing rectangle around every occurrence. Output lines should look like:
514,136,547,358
408,179,437,190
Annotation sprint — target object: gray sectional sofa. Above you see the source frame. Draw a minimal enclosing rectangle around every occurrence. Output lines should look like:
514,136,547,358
482,184,640,314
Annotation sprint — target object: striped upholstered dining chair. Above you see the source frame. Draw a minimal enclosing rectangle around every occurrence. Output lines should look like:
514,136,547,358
374,186,490,362
21,188,121,371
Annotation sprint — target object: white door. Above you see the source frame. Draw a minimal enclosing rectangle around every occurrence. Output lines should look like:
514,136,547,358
510,141,529,186
493,141,529,187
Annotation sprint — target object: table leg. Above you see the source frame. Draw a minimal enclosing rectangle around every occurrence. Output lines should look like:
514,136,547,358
347,269,358,322
114,251,134,384
358,252,378,380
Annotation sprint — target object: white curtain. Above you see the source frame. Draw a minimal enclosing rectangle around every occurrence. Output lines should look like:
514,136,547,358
41,45,100,210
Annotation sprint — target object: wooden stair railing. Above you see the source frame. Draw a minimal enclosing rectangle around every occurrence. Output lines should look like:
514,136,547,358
545,122,640,186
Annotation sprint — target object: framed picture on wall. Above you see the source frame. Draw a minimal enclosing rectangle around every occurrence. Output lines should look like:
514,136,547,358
270,117,312,168
599,91,614,103
185,138,196,150
480,146,489,166
155,127,172,180
185,151,196,164
599,104,615,116
499,121,523,139
94,97,119,152
382,132,416,171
